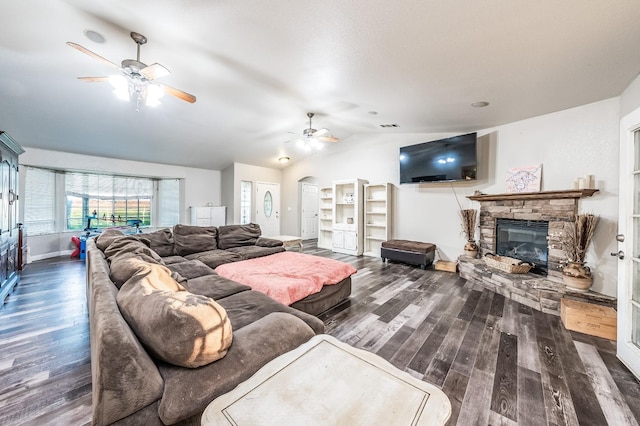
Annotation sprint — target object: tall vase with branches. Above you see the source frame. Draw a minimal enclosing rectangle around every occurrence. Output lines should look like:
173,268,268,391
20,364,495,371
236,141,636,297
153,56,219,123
460,208,478,258
561,213,599,292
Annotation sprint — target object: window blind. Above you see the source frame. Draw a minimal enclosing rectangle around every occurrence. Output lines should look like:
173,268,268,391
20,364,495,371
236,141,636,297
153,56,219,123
157,179,180,226
24,167,56,235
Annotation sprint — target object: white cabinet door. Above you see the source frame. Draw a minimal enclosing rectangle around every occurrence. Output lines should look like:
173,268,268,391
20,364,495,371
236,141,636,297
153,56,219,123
343,231,357,251
332,230,344,249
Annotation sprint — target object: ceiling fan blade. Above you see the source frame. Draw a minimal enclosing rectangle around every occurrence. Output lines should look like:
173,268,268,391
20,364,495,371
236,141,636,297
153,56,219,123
78,76,111,82
140,63,170,80
318,136,339,143
67,42,120,69
314,128,330,137
158,83,196,103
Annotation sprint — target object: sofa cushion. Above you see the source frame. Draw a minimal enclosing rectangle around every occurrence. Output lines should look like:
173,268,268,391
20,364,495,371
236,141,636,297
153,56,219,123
217,223,262,249
117,261,233,369
109,253,163,289
166,259,217,279
144,228,175,257
256,237,285,248
173,224,217,256
183,274,251,300
217,290,324,334
157,312,315,425
103,236,163,263
184,249,243,269
94,229,126,251
162,255,189,265
225,245,285,260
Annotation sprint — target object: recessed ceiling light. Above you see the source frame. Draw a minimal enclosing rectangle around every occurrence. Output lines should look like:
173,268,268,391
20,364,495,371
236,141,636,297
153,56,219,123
278,156,290,164
471,101,490,108
84,30,106,44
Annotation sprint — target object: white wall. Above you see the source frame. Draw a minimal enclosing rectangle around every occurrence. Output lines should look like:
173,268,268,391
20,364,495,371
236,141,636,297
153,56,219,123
221,162,282,225
20,147,222,259
282,98,620,296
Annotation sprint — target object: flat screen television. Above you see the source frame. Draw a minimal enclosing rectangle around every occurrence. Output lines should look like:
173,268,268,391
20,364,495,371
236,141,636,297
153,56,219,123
399,132,477,184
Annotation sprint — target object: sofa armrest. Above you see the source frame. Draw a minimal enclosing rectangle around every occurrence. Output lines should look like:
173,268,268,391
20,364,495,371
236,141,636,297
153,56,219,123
255,237,284,247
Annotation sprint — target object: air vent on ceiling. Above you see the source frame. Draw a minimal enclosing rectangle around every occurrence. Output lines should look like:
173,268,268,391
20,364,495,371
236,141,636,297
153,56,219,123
379,123,400,128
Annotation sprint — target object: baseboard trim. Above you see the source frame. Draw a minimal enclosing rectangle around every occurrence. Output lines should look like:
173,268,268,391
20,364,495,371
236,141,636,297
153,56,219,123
29,250,74,263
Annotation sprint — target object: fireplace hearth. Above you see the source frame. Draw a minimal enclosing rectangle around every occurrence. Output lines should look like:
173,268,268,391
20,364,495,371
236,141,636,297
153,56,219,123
496,218,549,275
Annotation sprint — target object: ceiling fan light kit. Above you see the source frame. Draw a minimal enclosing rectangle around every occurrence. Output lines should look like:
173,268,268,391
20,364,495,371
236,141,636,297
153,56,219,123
68,31,196,110
294,112,339,151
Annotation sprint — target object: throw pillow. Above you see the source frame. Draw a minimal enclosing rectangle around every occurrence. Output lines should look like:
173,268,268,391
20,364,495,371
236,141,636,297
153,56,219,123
117,262,232,368
173,224,217,256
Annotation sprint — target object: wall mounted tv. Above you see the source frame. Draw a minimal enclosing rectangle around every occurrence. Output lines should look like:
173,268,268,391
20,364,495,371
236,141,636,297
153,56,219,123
399,132,477,184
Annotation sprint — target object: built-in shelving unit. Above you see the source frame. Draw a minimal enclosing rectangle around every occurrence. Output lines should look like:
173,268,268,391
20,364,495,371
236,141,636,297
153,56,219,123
317,187,334,249
363,183,391,257
332,179,368,256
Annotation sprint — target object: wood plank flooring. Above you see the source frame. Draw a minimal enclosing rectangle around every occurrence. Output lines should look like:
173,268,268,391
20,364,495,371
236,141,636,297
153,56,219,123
1,243,639,425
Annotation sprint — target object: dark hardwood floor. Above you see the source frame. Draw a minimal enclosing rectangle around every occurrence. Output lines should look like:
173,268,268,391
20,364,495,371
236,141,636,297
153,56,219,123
1,243,639,425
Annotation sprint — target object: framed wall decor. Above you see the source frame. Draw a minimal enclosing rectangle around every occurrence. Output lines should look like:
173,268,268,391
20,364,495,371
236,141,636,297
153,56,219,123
505,164,542,193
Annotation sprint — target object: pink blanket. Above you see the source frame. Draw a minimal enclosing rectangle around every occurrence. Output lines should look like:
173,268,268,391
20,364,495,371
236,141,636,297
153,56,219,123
214,252,357,306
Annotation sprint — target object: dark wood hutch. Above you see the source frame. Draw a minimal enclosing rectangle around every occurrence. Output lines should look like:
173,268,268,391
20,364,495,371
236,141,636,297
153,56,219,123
0,131,24,306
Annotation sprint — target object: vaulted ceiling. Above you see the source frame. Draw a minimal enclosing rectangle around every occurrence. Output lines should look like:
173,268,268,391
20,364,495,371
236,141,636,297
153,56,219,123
2,1,640,170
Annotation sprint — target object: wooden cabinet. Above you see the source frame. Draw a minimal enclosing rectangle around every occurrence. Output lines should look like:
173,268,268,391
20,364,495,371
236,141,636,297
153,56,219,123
0,131,24,307
18,224,27,270
332,179,368,256
190,206,226,227
317,187,334,249
363,183,392,257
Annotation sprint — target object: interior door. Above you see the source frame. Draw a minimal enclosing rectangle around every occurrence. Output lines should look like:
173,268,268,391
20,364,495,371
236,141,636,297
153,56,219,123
300,183,319,240
617,110,640,379
255,182,280,237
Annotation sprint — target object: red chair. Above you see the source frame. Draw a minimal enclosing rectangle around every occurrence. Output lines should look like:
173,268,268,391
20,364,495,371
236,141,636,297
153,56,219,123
71,236,81,258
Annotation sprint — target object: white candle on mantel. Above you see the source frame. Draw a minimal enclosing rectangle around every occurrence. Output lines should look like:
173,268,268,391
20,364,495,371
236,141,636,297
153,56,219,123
577,178,585,189
585,175,594,189
573,179,580,189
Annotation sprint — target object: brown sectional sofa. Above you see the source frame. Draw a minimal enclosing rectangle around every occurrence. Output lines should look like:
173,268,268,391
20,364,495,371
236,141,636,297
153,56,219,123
87,223,325,425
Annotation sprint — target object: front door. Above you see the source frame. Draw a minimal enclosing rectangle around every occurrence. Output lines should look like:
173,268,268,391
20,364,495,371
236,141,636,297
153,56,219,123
300,183,318,240
255,182,280,237
617,109,640,379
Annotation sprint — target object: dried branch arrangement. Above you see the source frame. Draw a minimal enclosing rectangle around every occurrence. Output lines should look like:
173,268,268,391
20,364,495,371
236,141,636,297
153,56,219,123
460,209,478,241
562,213,599,263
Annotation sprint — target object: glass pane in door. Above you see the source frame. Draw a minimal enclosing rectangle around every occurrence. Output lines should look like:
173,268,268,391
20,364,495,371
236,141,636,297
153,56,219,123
633,131,640,347
633,304,640,346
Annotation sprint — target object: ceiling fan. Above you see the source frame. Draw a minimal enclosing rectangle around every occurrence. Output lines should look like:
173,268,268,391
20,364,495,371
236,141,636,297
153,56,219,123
292,113,339,151
67,32,196,108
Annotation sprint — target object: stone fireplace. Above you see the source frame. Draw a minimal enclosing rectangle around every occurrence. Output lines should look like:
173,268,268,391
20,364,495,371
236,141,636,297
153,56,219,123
458,189,600,315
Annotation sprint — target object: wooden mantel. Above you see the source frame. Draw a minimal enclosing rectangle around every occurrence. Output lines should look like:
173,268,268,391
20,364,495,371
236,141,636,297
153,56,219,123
467,189,598,202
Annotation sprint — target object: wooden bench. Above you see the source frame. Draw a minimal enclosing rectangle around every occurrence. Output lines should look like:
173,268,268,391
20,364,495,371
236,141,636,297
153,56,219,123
381,239,436,270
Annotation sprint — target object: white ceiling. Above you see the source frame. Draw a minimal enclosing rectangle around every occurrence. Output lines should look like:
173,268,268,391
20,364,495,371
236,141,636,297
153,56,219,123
2,1,640,171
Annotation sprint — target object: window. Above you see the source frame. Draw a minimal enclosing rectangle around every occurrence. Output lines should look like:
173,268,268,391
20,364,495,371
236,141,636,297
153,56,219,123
65,173,153,231
240,180,252,224
23,168,181,235
157,179,180,226
24,167,56,235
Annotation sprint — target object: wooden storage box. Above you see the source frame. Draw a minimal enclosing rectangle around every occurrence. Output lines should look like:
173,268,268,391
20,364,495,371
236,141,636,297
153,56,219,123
434,260,457,273
560,298,617,341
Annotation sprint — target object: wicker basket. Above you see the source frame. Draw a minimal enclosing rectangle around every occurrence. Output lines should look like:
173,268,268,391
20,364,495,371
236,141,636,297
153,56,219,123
483,253,533,274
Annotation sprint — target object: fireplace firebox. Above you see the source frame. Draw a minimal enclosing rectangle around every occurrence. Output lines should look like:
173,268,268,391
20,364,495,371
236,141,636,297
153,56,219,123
496,218,549,275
